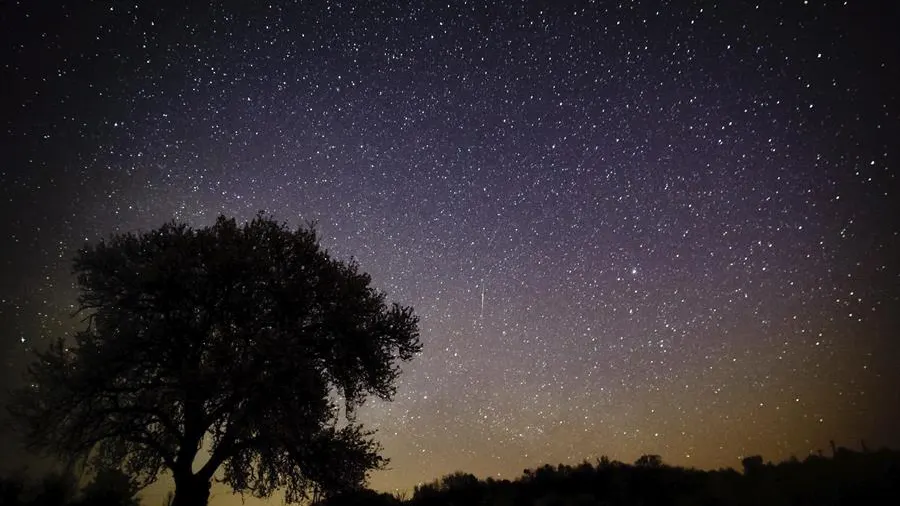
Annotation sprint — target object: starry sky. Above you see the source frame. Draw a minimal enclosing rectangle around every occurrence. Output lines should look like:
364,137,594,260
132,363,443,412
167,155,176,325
1,0,898,503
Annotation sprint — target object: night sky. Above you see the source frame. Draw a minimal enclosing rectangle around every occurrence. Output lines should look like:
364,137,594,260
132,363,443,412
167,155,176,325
1,1,898,503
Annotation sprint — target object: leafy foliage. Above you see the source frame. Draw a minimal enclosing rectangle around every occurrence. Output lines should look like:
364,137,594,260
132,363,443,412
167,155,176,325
9,214,421,505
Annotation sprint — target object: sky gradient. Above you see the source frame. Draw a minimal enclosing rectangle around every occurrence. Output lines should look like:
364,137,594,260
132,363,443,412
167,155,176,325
1,1,898,504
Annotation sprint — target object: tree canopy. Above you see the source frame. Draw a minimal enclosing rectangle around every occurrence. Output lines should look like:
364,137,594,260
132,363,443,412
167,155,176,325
9,214,421,506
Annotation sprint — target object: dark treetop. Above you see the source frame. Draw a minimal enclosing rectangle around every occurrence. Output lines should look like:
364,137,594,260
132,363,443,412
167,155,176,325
9,214,421,505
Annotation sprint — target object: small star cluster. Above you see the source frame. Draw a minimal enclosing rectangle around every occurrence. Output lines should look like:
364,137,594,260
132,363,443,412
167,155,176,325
1,1,898,502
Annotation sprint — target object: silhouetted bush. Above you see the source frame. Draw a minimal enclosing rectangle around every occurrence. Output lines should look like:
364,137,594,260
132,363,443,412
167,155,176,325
313,487,401,506
73,468,140,506
0,468,139,506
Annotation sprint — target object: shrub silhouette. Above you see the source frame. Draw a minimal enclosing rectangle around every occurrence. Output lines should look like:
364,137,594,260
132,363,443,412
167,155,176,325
0,468,138,506
74,468,140,506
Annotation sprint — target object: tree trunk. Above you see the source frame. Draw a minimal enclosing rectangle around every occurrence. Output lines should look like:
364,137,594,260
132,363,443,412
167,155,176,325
171,475,211,506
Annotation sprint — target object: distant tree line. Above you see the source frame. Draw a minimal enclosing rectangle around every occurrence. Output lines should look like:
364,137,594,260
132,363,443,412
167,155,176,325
3,444,896,505
314,444,900,506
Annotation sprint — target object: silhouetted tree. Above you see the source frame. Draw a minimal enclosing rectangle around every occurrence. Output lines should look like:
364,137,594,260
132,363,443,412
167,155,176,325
741,455,766,477
410,479,442,504
438,471,482,504
8,214,421,506
634,454,663,468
